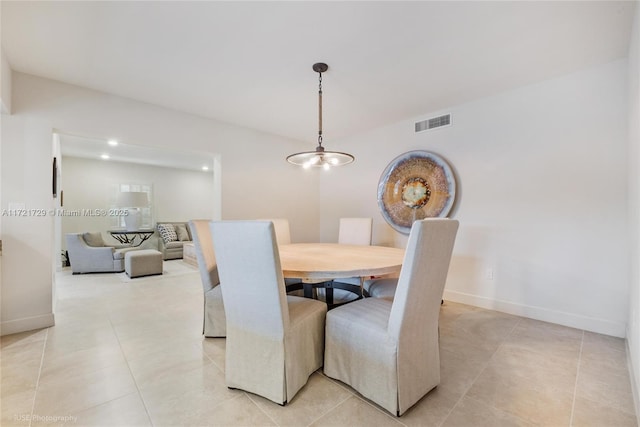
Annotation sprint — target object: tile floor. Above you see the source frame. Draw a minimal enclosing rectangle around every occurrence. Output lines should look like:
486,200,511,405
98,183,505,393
1,260,638,427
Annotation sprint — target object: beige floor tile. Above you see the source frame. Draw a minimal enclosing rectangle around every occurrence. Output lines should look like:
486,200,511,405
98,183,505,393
439,329,500,364
397,386,461,427
487,345,578,393
439,347,491,395
139,364,248,426
249,372,353,427
439,309,520,364
582,330,627,353
571,395,638,427
186,393,278,427
108,306,167,326
439,301,482,328
577,333,633,416
502,317,583,360
1,335,46,361
117,329,202,360
68,392,152,426
4,267,638,427
442,396,536,427
127,341,213,389
52,307,112,328
43,324,120,356
201,337,226,371
580,332,630,377
39,342,126,385
466,363,574,425
310,395,403,426
0,329,47,350
111,317,184,341
440,309,520,347
1,340,45,396
575,361,636,416
32,362,137,417
1,388,36,427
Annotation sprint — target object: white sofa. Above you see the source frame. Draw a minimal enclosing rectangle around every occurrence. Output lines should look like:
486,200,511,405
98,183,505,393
157,222,193,260
66,232,137,274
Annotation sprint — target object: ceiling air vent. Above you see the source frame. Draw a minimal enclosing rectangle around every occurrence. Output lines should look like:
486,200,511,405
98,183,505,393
415,114,451,133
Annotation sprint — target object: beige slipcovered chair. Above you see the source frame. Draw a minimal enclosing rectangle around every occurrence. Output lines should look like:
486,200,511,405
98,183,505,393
338,217,373,245
259,218,303,291
366,277,399,300
323,218,459,416
258,218,291,245
211,220,326,405
328,217,374,304
188,220,226,338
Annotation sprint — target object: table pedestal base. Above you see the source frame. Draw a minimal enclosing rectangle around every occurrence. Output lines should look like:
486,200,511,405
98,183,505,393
286,280,368,309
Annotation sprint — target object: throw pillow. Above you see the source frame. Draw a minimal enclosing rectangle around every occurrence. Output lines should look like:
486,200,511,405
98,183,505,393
175,224,190,241
157,224,177,243
83,232,105,247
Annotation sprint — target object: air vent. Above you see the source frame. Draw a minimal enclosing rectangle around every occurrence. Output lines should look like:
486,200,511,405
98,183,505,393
415,114,451,133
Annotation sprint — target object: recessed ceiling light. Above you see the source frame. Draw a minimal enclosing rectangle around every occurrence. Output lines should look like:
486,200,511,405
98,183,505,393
202,166,209,171
101,154,110,160
107,139,118,146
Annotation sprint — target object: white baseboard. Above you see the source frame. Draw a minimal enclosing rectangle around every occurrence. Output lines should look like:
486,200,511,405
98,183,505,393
626,339,640,422
0,313,55,336
443,289,626,338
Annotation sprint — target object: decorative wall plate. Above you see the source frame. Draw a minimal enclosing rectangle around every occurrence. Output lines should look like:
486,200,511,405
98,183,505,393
377,150,456,234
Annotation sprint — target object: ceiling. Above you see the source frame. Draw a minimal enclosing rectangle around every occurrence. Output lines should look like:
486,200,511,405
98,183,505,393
1,1,636,146
58,133,216,172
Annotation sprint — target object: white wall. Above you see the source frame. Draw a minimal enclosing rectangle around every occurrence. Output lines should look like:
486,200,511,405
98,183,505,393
11,73,320,241
1,72,320,335
60,155,216,249
321,59,629,338
1,116,55,334
626,2,640,417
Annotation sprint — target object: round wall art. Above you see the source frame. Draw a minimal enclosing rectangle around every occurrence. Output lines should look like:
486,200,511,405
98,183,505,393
377,150,456,234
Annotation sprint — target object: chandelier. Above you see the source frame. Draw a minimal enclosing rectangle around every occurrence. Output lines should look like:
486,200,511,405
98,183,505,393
286,63,355,170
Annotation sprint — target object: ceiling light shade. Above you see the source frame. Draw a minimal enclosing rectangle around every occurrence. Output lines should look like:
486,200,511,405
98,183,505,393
286,63,354,169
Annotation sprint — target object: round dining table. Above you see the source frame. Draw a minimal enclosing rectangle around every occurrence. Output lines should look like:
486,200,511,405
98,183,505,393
278,243,405,306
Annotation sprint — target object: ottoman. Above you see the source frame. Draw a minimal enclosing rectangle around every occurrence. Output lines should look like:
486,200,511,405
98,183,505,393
125,249,163,278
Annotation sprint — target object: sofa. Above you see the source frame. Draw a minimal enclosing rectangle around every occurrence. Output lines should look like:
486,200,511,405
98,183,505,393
66,232,138,274
157,222,193,260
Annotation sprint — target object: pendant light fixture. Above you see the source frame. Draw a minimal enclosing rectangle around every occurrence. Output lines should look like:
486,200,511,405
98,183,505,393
286,63,355,170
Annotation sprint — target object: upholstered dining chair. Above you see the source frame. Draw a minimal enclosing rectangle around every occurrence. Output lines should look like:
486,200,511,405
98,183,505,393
323,218,459,416
258,218,292,245
329,217,374,303
211,220,327,405
259,218,303,292
188,220,226,338
366,277,399,300
338,217,373,245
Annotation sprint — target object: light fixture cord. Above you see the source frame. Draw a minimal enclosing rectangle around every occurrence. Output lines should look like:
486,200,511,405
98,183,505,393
318,71,323,147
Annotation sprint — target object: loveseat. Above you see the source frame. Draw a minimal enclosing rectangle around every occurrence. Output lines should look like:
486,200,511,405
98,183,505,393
66,232,138,274
157,222,193,260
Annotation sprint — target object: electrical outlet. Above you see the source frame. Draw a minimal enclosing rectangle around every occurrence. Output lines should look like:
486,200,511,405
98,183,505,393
486,268,494,280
